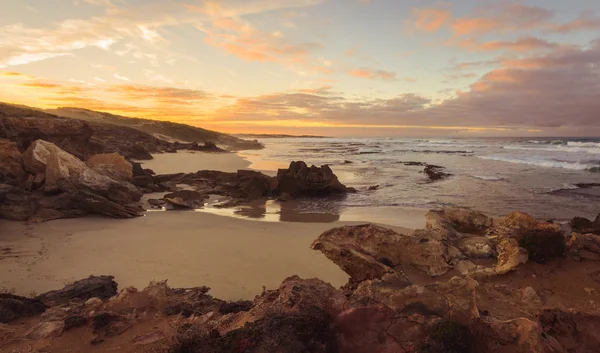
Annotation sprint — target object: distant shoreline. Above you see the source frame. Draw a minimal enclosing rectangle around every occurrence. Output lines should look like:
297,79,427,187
235,133,330,138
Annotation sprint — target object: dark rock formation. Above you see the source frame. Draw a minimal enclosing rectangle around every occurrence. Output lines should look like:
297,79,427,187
571,214,600,235
0,139,26,186
163,190,209,209
0,294,46,323
423,164,453,182
0,184,36,221
173,141,227,153
276,161,353,197
36,275,118,307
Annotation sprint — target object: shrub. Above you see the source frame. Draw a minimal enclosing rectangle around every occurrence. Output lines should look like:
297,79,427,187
419,320,474,353
518,229,565,263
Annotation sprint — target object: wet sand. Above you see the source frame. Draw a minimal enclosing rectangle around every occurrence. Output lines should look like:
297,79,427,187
0,151,417,300
140,150,252,174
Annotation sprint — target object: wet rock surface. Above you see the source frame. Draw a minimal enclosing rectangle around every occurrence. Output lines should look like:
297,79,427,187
276,161,354,197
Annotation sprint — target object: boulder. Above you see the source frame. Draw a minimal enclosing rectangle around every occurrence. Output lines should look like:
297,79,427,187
425,207,493,239
0,294,46,323
568,232,600,260
496,238,528,275
86,153,134,181
0,139,26,186
276,161,350,197
163,190,209,209
571,214,600,235
236,169,277,199
427,276,480,323
37,275,118,307
0,184,37,221
538,309,600,352
66,190,143,218
483,316,566,353
312,224,451,281
490,211,561,238
23,140,141,202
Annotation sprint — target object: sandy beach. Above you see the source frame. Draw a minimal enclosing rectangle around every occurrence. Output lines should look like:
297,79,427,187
0,151,415,300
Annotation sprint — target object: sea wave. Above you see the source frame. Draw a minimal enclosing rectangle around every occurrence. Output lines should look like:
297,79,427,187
477,155,600,171
471,175,504,181
502,145,600,154
527,140,565,145
567,141,600,148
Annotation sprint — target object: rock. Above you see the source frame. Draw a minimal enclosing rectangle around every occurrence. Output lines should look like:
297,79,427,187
570,214,600,235
236,169,277,199
455,237,497,259
496,238,528,275
86,153,134,181
425,207,493,239
521,287,542,304
343,160,353,164
85,297,104,310
0,139,26,186
37,275,118,307
568,233,600,260
0,184,37,221
25,321,64,339
427,276,480,323
64,315,88,330
368,185,379,191
24,140,141,203
132,175,154,187
484,316,566,353
148,198,166,207
490,211,562,238
0,293,46,323
91,312,132,338
353,277,448,317
186,141,227,152
163,190,209,209
312,224,451,282
0,114,93,159
423,164,452,182
538,309,600,352
335,305,406,353
66,189,143,218
276,161,350,197
172,306,337,353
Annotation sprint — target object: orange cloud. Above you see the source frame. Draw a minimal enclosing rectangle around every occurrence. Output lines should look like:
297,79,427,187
411,8,452,33
456,37,558,52
348,68,397,81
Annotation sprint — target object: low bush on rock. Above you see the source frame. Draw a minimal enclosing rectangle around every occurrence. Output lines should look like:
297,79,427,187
518,229,566,263
418,320,474,353
170,307,337,353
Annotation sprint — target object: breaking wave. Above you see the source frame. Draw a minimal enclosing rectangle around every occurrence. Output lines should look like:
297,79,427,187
477,155,600,171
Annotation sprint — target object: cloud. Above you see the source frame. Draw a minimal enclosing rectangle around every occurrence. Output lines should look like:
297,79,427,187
410,7,452,33
547,12,600,33
114,74,132,82
348,68,398,81
456,37,560,52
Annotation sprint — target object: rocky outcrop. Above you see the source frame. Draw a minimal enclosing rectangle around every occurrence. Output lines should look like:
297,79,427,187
86,153,133,181
36,276,118,307
276,161,354,197
0,184,36,221
490,211,561,238
568,232,600,260
311,224,451,281
426,207,493,239
0,294,46,323
495,238,528,274
0,139,26,186
163,190,209,209
423,164,453,182
571,214,600,235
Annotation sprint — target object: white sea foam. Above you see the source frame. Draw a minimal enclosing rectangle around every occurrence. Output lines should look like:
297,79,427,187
477,155,599,170
567,141,600,148
471,175,504,181
502,145,600,154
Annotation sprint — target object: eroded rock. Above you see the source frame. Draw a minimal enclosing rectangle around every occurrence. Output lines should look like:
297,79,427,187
0,294,46,324
86,153,133,181
495,238,528,275
37,275,118,307
0,139,26,186
276,161,351,197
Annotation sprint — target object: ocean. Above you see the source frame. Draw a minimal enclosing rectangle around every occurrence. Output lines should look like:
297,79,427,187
238,137,600,222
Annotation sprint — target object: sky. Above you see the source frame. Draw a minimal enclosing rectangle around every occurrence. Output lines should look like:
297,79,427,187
0,0,599,137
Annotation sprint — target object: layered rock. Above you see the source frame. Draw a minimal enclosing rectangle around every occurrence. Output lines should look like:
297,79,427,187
86,153,133,182
0,139,26,186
